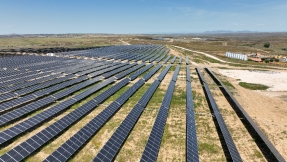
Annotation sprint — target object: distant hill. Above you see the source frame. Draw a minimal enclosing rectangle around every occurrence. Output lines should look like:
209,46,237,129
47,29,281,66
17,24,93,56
204,30,258,34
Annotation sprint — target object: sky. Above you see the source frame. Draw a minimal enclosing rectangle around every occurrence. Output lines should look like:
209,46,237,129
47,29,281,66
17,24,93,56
0,0,286,34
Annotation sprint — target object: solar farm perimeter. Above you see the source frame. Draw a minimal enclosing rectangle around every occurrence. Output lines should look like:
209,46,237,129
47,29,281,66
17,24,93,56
0,45,285,162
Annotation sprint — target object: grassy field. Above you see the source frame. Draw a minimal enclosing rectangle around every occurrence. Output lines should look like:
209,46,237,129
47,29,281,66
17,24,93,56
126,33,287,57
0,36,123,49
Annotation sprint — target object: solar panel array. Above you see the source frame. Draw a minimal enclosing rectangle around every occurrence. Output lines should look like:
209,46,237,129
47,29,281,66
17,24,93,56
57,45,171,64
1,78,130,162
0,76,102,126
45,65,167,162
186,66,199,162
0,77,116,146
0,60,156,161
1,44,283,162
92,65,171,162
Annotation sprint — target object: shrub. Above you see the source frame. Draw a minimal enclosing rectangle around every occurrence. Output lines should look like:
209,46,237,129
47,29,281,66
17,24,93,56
264,42,270,48
239,82,269,90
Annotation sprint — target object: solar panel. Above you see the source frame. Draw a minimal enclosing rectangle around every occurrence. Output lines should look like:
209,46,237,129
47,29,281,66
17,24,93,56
179,56,182,64
129,63,153,81
170,56,176,64
172,65,180,82
143,64,162,81
102,63,136,79
186,66,191,82
155,49,169,63
149,48,165,62
116,63,146,80
157,64,171,81
163,55,171,63
88,63,128,78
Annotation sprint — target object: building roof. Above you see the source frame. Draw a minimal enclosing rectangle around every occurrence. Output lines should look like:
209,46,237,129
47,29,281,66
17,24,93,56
250,58,262,62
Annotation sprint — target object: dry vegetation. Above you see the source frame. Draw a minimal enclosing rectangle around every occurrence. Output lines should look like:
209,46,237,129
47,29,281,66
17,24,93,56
0,36,124,49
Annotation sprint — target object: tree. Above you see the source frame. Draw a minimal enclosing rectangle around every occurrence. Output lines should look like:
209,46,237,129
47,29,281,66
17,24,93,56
264,42,270,48
265,59,270,63
275,59,279,62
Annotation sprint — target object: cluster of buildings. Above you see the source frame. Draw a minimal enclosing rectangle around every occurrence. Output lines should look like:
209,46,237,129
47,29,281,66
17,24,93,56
249,52,287,63
225,52,287,66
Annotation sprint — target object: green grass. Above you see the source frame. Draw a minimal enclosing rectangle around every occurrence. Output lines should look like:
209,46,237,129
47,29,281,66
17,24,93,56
192,58,204,64
239,82,269,90
198,142,220,154
222,80,235,89
169,65,176,71
194,54,221,64
170,87,186,106
254,150,264,158
227,63,280,70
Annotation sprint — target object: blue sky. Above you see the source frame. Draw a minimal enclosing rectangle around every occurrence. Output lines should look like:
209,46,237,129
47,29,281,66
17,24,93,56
0,0,286,34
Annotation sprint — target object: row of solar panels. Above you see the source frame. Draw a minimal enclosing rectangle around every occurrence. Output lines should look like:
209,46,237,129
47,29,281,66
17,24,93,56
0,55,79,73
140,65,180,161
0,56,95,80
56,45,182,64
58,45,158,58
0,58,97,84
0,47,95,54
195,68,242,161
185,66,199,162
0,61,111,100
